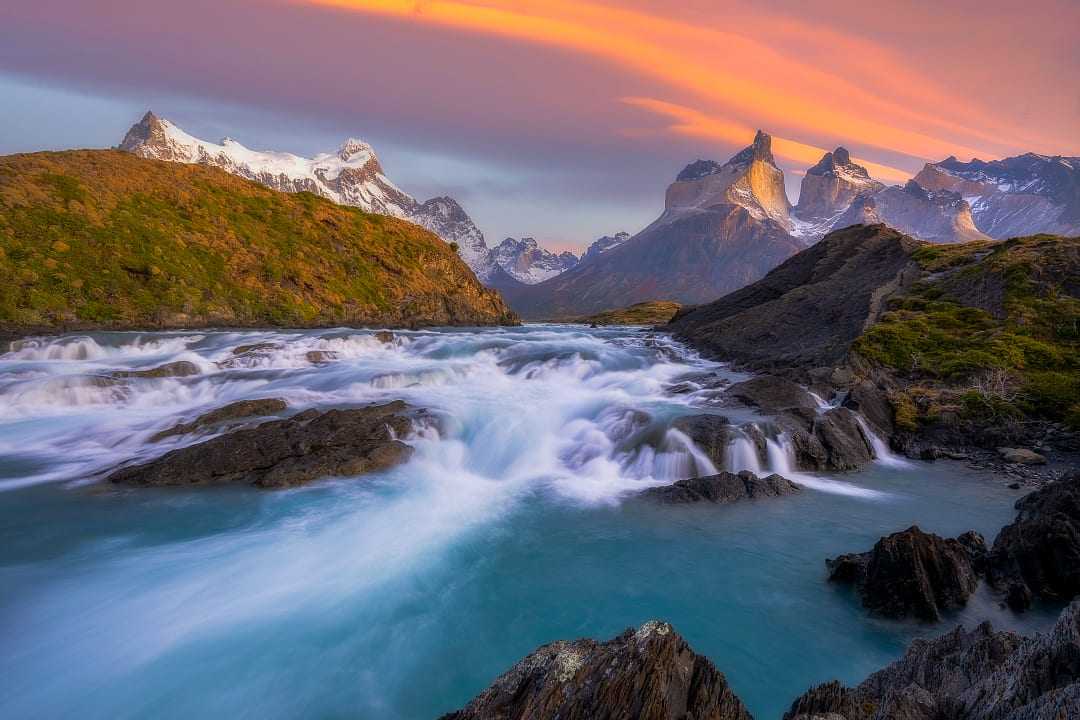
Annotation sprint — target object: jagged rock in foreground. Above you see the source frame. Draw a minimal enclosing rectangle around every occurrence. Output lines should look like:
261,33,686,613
439,620,752,720
785,600,1080,720
638,470,800,504
827,526,987,621
108,401,419,488
986,473,1080,611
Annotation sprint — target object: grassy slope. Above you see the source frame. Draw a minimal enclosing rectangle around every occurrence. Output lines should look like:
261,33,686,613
570,301,683,326
0,150,514,333
852,235,1080,430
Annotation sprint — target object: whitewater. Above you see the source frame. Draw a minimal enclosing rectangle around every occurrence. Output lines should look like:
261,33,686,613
0,325,1058,718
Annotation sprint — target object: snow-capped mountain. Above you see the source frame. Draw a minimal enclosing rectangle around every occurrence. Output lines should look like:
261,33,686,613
119,112,496,279
491,237,578,284
914,154,1080,238
792,147,883,240
580,232,631,264
656,130,793,232
833,180,990,244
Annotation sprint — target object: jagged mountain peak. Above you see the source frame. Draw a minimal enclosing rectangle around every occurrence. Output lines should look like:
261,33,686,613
492,236,578,284
581,231,631,263
727,129,776,167
338,137,375,162
676,159,725,182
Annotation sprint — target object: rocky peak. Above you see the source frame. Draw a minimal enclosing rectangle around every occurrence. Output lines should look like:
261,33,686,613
792,147,883,240
727,129,775,166
338,137,374,162
581,231,631,263
492,236,578,285
676,159,726,182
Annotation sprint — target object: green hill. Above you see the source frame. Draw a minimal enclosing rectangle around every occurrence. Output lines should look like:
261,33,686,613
0,150,516,336
570,300,682,326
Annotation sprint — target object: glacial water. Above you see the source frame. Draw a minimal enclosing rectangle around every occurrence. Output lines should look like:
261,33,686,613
0,326,1061,719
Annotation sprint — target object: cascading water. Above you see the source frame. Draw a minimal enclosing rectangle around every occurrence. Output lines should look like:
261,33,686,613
0,326,1050,720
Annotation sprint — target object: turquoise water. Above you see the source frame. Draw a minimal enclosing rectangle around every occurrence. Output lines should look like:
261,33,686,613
0,326,1059,719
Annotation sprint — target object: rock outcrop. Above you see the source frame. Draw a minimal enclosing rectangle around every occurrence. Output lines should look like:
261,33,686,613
827,526,987,621
669,225,923,373
108,401,419,488
671,414,735,469
638,471,800,504
986,474,1080,611
785,600,1080,720
149,398,288,442
439,620,752,720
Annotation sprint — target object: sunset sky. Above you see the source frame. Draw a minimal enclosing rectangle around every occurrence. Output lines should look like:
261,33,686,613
2,0,1078,251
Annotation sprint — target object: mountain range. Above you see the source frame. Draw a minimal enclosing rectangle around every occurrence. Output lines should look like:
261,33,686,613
120,112,1080,319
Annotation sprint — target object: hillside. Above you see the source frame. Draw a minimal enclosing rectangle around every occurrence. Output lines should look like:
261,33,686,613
0,150,517,336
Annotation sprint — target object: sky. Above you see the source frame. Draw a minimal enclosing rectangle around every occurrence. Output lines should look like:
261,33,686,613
2,0,1078,253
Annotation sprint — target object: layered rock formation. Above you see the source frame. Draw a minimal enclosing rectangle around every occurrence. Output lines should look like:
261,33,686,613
107,401,421,488
669,225,923,372
792,147,883,238
120,112,499,281
638,471,800,504
785,600,1080,720
834,180,991,244
915,153,1080,239
827,526,987,621
492,236,579,284
503,132,804,318
986,473,1080,610
0,150,517,334
439,620,752,720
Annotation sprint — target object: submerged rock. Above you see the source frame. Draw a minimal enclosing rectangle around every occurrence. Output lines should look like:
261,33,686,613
439,620,752,720
638,471,800,504
374,331,395,344
827,526,986,621
785,600,1080,720
108,401,418,489
305,350,338,364
111,360,200,379
231,342,280,356
986,473,1080,611
672,414,733,469
149,398,288,442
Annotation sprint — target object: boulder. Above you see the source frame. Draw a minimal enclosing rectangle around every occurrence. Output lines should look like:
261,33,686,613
996,447,1048,465
671,414,733,469
111,360,200,379
374,331,395,344
843,380,894,436
814,407,874,471
439,620,752,720
784,601,1080,720
108,401,418,489
638,471,800,504
231,342,280,355
149,398,288,442
305,350,338,364
827,526,986,621
986,473,1080,610
726,375,819,414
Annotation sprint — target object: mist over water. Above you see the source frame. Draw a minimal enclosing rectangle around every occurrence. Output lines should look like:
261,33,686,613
0,326,1060,718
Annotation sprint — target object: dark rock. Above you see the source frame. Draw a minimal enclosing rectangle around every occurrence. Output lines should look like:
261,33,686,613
374,331,395,343
108,401,417,489
671,414,733,469
231,342,280,355
986,474,1080,611
111,360,200,379
784,600,1080,720
638,471,800,504
814,407,873,470
827,526,985,621
996,446,1048,465
439,620,752,720
305,350,338,364
149,398,288,442
727,375,819,413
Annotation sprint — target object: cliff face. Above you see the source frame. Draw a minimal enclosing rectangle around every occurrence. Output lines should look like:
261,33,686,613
0,150,517,335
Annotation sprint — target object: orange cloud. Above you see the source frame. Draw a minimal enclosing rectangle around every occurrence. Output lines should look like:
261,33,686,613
298,0,1049,168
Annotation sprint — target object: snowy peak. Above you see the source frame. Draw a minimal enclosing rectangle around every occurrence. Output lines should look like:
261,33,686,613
793,146,884,239
914,152,1080,238
663,130,791,230
581,232,631,263
492,237,578,284
833,179,989,244
119,111,496,280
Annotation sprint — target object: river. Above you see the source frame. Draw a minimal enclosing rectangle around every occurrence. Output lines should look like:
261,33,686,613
0,326,1059,718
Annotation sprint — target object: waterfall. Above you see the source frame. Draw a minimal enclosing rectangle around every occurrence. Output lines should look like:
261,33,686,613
727,434,764,474
855,416,911,468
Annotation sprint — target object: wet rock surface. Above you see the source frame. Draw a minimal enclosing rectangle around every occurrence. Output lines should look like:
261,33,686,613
827,526,986,621
439,620,752,720
638,471,800,504
108,401,418,489
986,473,1080,611
149,398,288,442
671,413,734,469
726,375,819,414
111,360,200,379
785,600,1080,720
